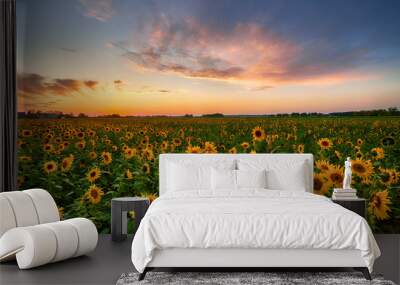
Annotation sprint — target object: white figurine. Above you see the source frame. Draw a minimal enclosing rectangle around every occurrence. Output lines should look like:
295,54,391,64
343,157,352,189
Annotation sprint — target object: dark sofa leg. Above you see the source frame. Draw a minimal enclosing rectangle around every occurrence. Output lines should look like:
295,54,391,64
354,267,371,280
138,268,148,281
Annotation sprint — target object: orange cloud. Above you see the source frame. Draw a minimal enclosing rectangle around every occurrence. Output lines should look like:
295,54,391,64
17,73,98,97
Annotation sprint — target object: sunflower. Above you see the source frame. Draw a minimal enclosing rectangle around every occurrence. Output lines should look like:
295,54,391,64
61,155,74,172
89,151,97,160
229,147,237,154
128,211,135,219
43,144,54,152
124,147,136,159
19,155,32,162
141,192,157,203
173,138,182,146
315,160,333,173
334,150,342,160
296,144,305,153
75,140,86,149
43,161,58,174
351,159,374,183
143,148,155,160
313,173,330,195
326,165,344,187
371,147,385,160
252,126,266,142
58,207,64,220
355,151,363,159
21,130,32,137
379,168,393,185
142,163,151,175
161,141,168,151
368,190,391,220
112,145,118,152
126,169,133,180
318,138,332,150
77,132,85,139
204,141,217,153
241,142,250,150
356,138,363,146
87,167,101,183
85,185,104,204
186,145,202,153
389,170,399,184
101,151,112,165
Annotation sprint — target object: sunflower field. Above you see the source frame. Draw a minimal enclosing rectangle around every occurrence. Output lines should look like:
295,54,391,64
17,116,400,233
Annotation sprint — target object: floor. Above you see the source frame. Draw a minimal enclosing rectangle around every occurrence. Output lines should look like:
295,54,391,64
1,234,399,285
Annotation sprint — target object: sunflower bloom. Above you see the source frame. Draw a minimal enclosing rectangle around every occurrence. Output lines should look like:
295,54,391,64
141,192,157,203
229,147,237,154
326,165,344,187
296,144,305,153
142,163,151,175
368,190,391,220
102,151,112,165
186,145,202,153
371,147,385,160
43,161,58,174
126,169,133,180
204,141,217,153
85,185,104,204
252,126,266,141
315,160,333,173
87,167,101,183
351,159,374,183
61,155,74,172
313,173,330,195
89,151,97,160
318,138,332,150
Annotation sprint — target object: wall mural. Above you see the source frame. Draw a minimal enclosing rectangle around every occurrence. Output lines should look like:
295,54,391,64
17,0,400,233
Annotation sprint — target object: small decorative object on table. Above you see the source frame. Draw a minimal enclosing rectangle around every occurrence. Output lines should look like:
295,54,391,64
331,157,366,218
332,157,358,200
111,197,150,242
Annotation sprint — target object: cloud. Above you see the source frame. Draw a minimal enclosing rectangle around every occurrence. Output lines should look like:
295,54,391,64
251,85,274,91
158,89,170,93
113,79,124,90
111,15,373,85
17,73,98,97
84,80,98,90
79,0,114,22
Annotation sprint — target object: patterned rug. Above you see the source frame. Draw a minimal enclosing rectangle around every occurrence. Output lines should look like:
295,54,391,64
116,271,395,285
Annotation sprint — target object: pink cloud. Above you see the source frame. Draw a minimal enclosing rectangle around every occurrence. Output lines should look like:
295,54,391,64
113,16,371,86
79,0,114,22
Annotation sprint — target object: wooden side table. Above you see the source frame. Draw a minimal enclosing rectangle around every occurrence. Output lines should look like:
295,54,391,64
111,197,150,242
332,198,366,218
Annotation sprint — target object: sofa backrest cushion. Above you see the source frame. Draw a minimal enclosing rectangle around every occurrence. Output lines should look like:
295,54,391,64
0,189,60,238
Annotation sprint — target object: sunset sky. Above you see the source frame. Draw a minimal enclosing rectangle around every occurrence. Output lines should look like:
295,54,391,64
17,0,400,116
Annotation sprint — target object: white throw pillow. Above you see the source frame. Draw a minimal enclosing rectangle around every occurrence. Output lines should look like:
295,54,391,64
211,168,236,190
266,162,307,191
167,162,211,192
236,169,267,189
237,158,309,191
